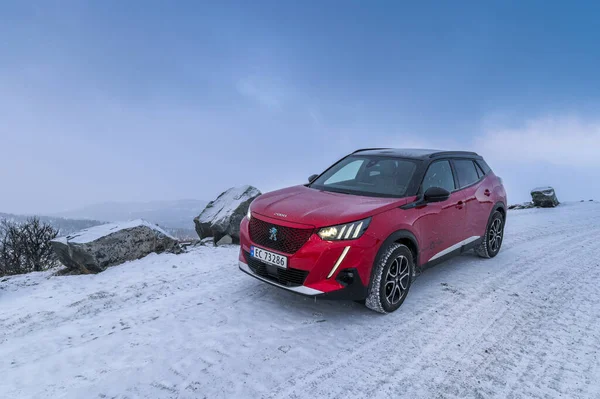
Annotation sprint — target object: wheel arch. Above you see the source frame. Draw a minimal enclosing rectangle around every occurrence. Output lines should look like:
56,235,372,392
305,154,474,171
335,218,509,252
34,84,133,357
376,229,420,268
491,201,507,222
365,229,418,312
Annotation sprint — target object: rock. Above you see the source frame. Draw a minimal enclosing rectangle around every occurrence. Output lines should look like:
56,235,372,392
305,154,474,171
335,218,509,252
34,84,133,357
508,202,535,210
50,219,181,274
530,187,559,208
200,237,214,246
194,185,261,243
179,239,201,250
215,235,233,246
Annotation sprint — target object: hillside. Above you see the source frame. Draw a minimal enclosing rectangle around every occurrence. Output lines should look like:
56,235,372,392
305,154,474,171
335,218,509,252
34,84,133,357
0,210,199,240
1,201,599,398
0,212,104,236
53,199,207,229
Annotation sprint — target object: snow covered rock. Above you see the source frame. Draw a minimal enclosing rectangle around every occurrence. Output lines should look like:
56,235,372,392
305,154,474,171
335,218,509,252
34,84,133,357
530,186,560,208
508,202,536,210
200,237,214,246
50,219,181,274
194,185,261,243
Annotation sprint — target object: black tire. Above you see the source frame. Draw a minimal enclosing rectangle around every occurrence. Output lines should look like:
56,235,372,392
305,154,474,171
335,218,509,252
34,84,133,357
365,243,414,314
476,211,504,258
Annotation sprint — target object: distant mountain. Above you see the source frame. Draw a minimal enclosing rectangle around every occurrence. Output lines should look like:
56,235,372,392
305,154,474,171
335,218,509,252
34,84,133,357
1,200,207,241
0,211,198,240
52,199,207,231
0,212,105,236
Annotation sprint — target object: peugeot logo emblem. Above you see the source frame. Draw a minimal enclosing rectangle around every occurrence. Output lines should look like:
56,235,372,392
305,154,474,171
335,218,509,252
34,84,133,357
269,227,278,241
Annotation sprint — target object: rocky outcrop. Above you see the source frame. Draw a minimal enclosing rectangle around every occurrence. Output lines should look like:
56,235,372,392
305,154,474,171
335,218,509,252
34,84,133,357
531,187,560,208
508,202,535,210
50,219,181,274
194,185,261,244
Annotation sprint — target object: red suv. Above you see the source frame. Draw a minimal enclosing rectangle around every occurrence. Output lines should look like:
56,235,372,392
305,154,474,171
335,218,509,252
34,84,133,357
239,149,507,313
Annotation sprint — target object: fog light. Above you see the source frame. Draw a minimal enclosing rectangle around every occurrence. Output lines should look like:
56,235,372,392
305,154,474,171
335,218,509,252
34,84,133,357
336,269,356,286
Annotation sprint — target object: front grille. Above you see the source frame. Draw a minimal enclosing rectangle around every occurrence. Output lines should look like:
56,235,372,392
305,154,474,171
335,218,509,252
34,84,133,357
244,251,309,287
248,217,313,254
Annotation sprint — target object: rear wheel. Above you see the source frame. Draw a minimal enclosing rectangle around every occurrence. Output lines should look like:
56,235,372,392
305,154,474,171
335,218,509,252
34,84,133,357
476,211,504,258
365,243,413,314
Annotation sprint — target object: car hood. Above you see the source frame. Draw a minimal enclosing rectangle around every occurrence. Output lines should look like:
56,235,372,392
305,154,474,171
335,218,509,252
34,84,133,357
251,185,410,227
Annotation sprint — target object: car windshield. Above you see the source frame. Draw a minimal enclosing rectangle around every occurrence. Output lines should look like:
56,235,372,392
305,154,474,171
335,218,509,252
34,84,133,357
310,155,418,198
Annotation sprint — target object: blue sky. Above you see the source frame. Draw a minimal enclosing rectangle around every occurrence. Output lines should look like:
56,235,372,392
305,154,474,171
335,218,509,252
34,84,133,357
1,1,599,213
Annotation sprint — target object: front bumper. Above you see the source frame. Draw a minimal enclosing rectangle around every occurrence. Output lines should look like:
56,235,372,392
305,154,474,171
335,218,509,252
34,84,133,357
239,260,368,300
239,214,378,301
239,261,323,295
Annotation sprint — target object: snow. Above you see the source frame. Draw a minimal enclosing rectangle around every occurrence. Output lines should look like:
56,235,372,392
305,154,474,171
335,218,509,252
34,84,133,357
2,201,600,398
197,185,260,223
531,186,554,192
53,219,175,244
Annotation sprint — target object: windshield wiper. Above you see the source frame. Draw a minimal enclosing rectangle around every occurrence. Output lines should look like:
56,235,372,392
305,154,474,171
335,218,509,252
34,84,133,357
313,186,352,195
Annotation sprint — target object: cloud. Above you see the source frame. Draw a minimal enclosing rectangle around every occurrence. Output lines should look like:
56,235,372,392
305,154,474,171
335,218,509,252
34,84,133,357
475,115,600,167
236,76,285,109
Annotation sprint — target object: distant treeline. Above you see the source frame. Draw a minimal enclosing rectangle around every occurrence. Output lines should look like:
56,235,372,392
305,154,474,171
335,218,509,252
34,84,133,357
0,212,105,236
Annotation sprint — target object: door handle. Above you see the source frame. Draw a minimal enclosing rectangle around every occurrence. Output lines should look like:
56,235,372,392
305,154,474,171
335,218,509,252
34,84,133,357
484,189,491,197
456,201,464,209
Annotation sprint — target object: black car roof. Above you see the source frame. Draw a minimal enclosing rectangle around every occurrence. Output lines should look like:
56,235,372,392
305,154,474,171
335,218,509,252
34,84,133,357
352,148,482,160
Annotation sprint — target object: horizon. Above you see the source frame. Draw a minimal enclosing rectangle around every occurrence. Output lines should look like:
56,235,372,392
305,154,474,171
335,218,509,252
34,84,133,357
2,179,597,218
2,1,599,214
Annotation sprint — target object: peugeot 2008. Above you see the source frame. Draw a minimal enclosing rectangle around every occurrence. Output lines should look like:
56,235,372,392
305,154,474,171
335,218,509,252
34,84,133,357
239,148,507,313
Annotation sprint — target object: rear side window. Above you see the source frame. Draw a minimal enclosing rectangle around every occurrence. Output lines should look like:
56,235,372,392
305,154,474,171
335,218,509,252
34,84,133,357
422,160,455,193
474,162,485,178
476,160,492,175
454,160,480,188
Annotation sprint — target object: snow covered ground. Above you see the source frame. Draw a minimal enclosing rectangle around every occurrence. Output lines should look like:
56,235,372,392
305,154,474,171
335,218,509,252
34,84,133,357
2,201,600,399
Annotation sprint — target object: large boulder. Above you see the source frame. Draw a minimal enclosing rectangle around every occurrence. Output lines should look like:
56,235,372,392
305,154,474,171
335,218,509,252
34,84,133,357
530,186,560,208
50,219,181,274
194,185,261,243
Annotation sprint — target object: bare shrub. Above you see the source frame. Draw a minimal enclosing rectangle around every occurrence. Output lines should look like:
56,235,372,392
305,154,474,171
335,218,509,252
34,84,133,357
0,217,59,276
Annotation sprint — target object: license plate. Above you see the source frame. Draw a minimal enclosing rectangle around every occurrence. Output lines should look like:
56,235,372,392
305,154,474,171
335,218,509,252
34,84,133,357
250,246,288,268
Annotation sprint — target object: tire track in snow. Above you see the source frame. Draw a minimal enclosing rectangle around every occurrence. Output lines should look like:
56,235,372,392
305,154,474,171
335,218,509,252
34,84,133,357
268,214,600,399
312,230,599,399
433,235,600,399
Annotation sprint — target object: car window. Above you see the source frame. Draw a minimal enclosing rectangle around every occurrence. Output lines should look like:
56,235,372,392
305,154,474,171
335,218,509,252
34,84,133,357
422,160,455,193
454,159,480,188
324,160,363,184
476,159,492,174
474,161,485,178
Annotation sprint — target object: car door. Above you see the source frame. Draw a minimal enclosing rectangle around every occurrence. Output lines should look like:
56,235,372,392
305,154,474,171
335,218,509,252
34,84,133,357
451,159,492,241
416,159,467,264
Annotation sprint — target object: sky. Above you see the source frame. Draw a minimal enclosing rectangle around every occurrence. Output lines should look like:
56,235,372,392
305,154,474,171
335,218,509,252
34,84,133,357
1,0,599,214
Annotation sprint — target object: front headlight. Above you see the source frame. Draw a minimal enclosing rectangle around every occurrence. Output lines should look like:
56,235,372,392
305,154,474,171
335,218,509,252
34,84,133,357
317,217,371,241
246,207,252,221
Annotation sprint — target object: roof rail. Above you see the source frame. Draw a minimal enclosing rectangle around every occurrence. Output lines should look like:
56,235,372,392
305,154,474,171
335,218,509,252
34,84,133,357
429,151,479,158
352,148,391,154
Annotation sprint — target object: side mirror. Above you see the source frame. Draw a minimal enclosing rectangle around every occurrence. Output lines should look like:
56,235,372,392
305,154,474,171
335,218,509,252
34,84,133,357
423,186,450,203
308,174,318,183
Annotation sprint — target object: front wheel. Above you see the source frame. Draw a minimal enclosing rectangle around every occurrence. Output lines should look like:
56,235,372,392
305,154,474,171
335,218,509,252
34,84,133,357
365,243,414,314
476,211,504,258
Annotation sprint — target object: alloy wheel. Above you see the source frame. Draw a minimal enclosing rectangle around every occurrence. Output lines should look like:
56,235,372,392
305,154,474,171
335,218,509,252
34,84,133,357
488,218,503,252
384,255,410,305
